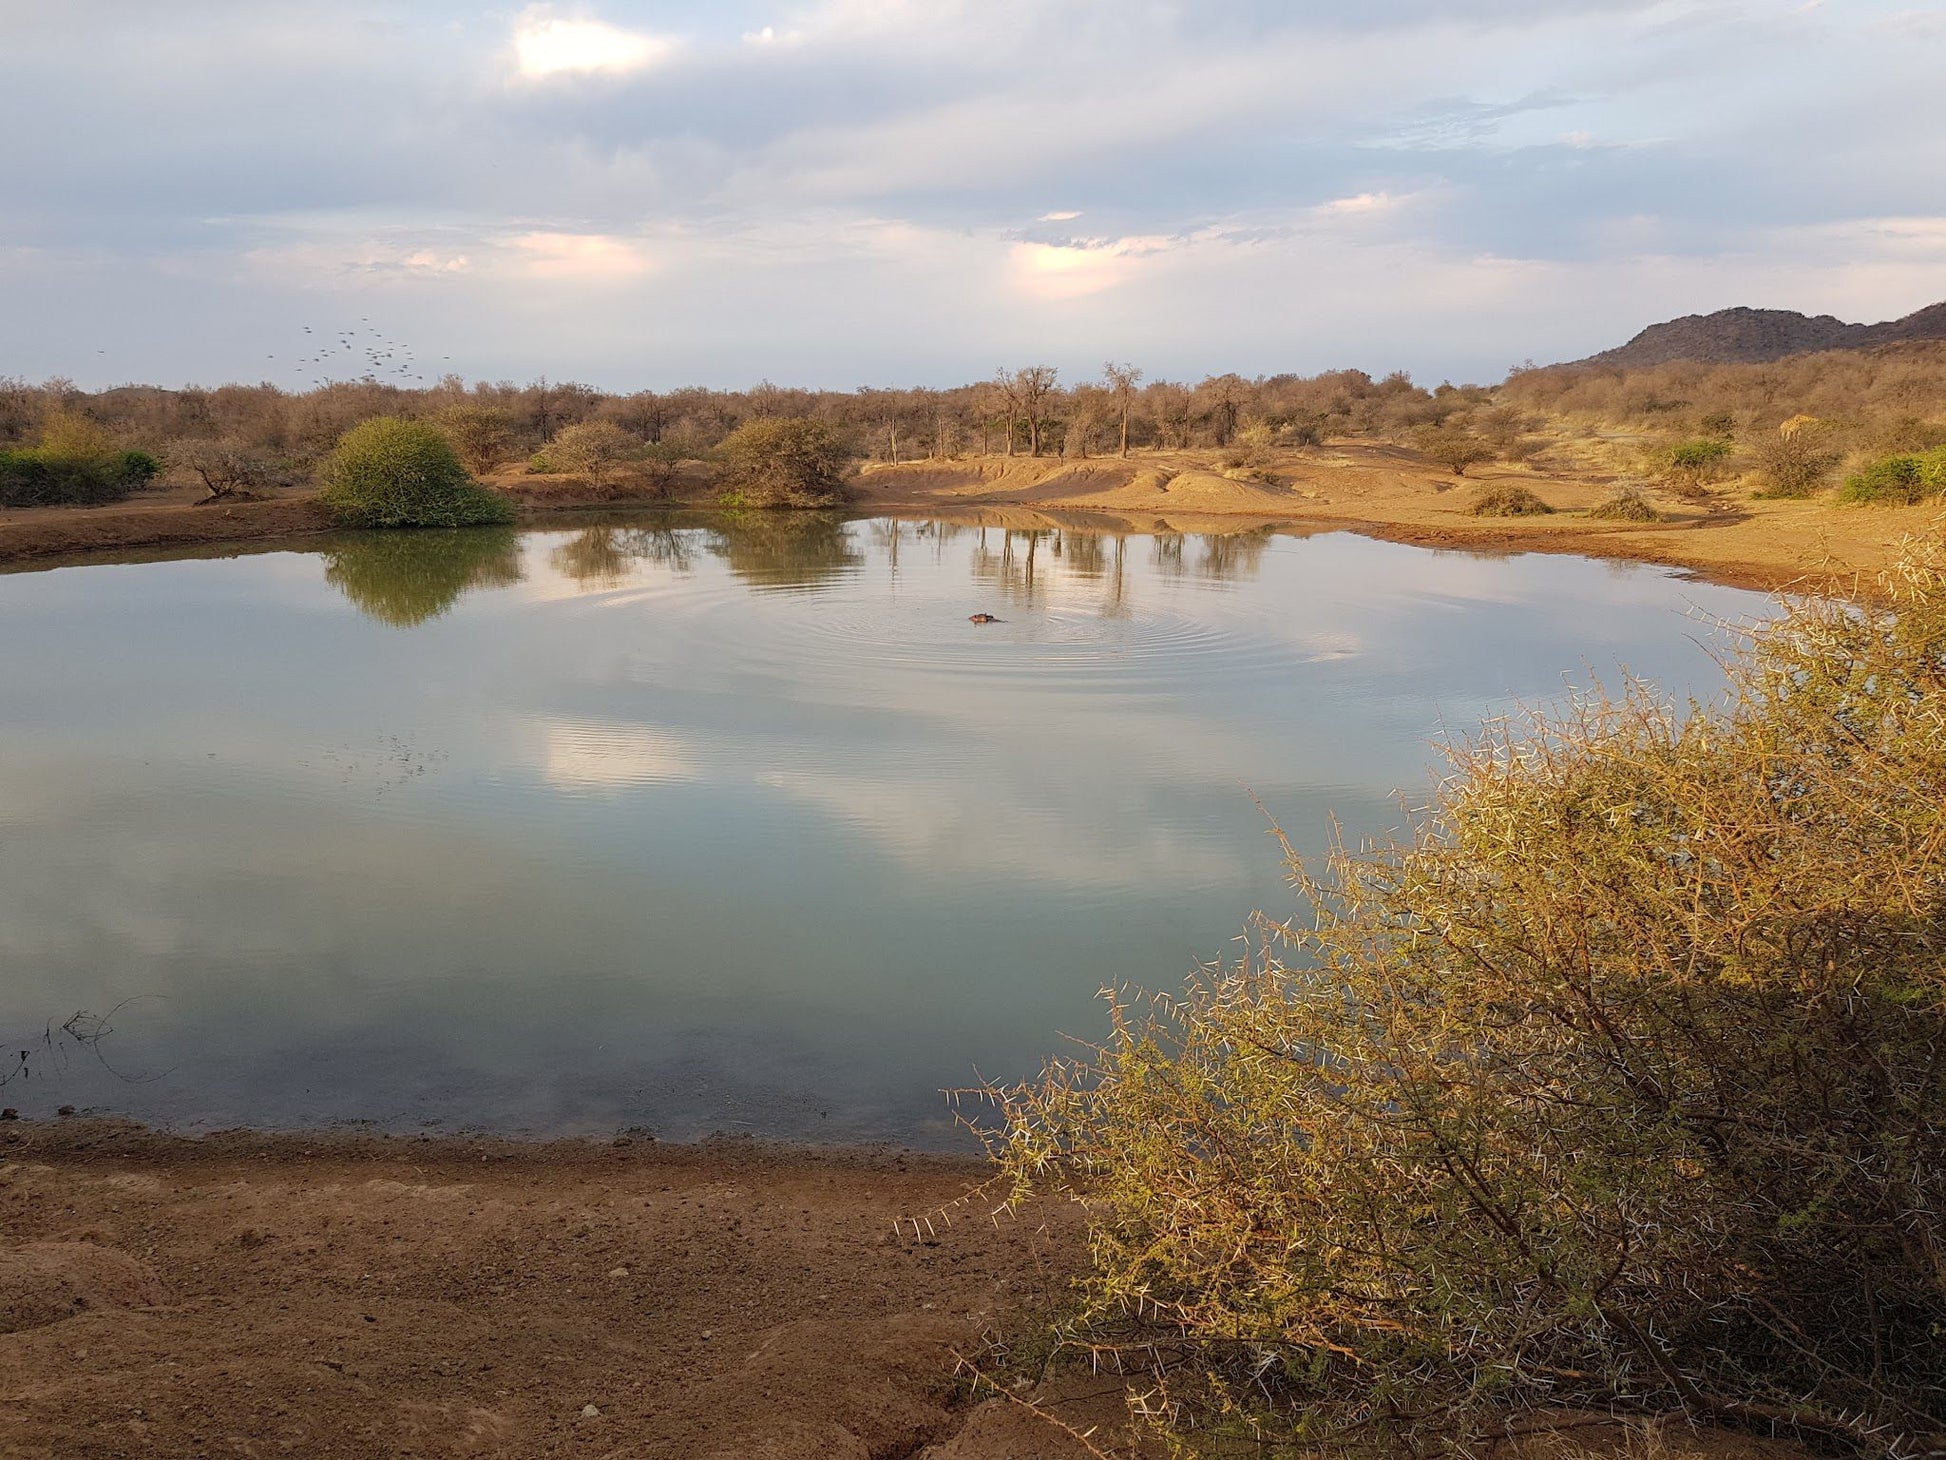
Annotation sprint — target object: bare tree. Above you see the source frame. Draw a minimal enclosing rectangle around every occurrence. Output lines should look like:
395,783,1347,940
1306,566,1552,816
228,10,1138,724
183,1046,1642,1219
992,370,1024,457
1102,362,1143,457
1195,373,1251,447
1147,381,1194,449
1014,366,1058,457
1065,385,1112,459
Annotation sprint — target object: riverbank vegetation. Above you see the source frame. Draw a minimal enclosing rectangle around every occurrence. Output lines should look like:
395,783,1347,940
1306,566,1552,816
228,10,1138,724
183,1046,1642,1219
984,537,1946,1457
317,417,512,528
5,347,1944,544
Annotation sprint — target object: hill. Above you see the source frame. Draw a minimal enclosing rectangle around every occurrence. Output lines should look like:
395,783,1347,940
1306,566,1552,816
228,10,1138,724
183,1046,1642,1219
1567,300,1946,369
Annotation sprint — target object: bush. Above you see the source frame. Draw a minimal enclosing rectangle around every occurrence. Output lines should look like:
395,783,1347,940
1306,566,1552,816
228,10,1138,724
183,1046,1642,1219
0,444,158,507
1662,437,1733,495
714,417,853,508
433,405,520,476
986,538,1946,1456
1838,447,1946,506
1467,483,1553,516
1412,422,1495,476
1588,486,1661,521
541,420,639,489
168,438,289,502
1750,419,1840,498
318,417,513,528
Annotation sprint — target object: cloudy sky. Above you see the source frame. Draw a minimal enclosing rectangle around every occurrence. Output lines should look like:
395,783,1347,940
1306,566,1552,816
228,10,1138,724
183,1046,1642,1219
3,0,1943,391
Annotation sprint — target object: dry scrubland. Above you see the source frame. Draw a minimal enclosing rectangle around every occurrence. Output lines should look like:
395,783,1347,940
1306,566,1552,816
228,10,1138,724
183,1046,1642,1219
4,354,1944,1457
5,346,1946,587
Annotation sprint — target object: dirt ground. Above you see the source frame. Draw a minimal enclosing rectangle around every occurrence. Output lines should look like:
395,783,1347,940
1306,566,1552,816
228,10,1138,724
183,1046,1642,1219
0,1120,1131,1460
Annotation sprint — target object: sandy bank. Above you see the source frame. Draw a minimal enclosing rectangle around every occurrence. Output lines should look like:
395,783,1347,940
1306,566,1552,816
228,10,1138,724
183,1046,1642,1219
0,1119,1119,1459
4,449,1937,596
853,445,1943,596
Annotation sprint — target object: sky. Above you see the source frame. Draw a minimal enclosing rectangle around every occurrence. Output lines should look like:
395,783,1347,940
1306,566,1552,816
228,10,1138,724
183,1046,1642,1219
2,0,1943,392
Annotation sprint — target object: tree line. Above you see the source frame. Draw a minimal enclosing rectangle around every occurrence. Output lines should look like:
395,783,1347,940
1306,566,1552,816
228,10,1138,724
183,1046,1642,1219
0,365,1488,478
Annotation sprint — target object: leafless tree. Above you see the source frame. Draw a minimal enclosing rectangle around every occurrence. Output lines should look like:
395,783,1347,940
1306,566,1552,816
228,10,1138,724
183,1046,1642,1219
1102,362,1143,457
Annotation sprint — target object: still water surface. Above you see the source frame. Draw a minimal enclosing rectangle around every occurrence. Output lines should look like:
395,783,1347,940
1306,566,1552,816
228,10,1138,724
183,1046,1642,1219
0,514,1767,1145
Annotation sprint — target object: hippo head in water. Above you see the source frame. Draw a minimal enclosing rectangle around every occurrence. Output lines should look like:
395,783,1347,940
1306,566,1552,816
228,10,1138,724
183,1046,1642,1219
968,613,999,624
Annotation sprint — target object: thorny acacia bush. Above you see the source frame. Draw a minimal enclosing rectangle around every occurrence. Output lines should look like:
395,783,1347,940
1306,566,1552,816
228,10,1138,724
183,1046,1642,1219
983,537,1946,1458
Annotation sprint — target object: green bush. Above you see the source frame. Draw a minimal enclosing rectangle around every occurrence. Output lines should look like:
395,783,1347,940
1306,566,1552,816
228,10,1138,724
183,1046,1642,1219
1838,447,1946,506
318,417,513,528
0,445,158,506
988,538,1946,1457
714,417,852,508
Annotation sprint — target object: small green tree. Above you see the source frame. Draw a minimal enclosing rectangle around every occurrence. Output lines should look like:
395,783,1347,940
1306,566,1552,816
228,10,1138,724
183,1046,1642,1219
318,417,513,528
714,417,853,508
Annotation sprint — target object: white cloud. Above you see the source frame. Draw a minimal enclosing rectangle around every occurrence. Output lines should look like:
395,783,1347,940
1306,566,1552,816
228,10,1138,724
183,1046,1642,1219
1010,236,1173,300
511,9,676,79
509,231,652,280
1038,210,1081,222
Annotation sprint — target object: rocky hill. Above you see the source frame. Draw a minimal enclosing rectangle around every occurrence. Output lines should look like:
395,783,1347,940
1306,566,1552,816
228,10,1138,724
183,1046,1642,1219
1568,300,1946,368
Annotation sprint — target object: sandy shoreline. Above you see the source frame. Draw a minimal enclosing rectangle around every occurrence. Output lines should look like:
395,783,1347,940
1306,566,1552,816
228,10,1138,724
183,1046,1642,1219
4,447,1939,596
0,1118,1119,1459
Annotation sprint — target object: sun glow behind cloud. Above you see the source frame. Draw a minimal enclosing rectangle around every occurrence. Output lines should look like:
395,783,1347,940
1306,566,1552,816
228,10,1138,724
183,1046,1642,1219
510,232,651,280
512,10,674,78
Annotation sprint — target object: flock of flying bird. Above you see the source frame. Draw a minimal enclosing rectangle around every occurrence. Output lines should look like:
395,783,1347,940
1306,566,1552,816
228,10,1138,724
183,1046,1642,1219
264,320,453,386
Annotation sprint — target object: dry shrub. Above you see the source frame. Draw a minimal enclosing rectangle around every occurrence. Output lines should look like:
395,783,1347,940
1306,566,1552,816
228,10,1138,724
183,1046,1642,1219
1750,423,1840,498
1469,483,1554,516
1416,421,1497,476
1588,487,1661,521
167,438,292,502
984,538,1946,1457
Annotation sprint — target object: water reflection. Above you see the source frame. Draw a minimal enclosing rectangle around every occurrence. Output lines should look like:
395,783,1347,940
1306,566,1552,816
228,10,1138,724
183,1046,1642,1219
325,512,1286,625
0,513,1772,1144
706,510,863,592
321,528,523,628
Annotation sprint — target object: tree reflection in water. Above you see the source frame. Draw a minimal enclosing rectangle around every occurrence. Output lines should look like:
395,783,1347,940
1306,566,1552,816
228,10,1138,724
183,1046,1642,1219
322,514,1281,625
705,511,861,591
321,528,523,628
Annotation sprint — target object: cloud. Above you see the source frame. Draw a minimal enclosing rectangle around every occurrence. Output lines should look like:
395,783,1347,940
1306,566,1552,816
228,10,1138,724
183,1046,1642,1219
511,9,677,78
508,231,653,280
1010,236,1175,300
5,0,1946,387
